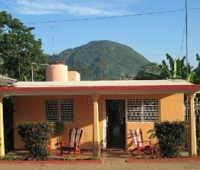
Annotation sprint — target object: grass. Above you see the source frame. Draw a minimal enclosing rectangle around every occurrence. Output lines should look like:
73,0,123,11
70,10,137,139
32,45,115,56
0,155,100,161
0,155,23,161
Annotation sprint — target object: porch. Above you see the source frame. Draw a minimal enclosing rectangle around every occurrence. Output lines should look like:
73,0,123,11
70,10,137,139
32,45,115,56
6,149,132,162
5,148,190,162
5,123,190,161
7,122,129,160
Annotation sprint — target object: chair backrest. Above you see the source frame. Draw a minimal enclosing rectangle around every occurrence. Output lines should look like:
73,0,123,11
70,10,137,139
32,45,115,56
130,129,143,147
69,128,83,147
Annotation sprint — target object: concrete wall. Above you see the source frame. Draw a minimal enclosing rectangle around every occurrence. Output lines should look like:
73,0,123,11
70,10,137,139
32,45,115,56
68,71,80,81
14,93,184,150
14,95,94,149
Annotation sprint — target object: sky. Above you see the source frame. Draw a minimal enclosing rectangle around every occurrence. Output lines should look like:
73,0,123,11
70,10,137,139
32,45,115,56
1,0,200,67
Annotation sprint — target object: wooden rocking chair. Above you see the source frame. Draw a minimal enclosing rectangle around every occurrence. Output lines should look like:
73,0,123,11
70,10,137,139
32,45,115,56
60,128,83,156
130,129,154,155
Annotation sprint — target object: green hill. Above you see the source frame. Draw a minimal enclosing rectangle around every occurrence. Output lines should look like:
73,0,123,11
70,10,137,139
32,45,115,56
50,40,150,80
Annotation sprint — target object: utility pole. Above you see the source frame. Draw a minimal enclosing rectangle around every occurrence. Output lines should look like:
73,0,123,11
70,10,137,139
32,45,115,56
185,0,189,79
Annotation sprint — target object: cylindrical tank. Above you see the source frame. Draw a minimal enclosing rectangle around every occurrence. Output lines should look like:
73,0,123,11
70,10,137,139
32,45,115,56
46,62,68,81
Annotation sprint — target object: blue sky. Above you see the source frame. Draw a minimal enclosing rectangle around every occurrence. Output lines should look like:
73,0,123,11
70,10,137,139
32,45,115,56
1,0,200,67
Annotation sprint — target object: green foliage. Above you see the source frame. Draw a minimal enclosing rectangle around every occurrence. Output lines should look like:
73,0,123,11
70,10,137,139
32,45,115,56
0,11,49,81
0,11,49,154
16,121,54,160
50,40,149,80
76,156,100,160
160,53,198,83
131,53,200,83
134,62,162,80
161,54,187,79
53,122,66,136
153,121,188,158
193,53,200,84
56,156,100,161
0,155,22,161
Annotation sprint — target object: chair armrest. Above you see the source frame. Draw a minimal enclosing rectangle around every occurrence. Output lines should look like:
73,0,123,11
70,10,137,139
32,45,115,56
61,140,70,146
74,141,81,147
142,140,153,145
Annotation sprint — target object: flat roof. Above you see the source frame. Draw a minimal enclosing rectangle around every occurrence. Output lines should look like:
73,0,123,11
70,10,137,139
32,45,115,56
0,79,199,96
15,79,192,87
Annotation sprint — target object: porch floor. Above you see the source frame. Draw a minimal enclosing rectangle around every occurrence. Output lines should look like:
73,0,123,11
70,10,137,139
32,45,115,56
6,149,132,162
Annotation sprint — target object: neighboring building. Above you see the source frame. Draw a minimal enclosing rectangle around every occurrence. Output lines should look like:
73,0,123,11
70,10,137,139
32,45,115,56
0,62,200,157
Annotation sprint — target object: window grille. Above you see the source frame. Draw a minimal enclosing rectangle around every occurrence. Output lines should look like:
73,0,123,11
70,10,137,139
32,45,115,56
46,99,59,121
127,99,159,122
60,99,74,122
46,99,74,122
184,93,200,149
184,94,200,122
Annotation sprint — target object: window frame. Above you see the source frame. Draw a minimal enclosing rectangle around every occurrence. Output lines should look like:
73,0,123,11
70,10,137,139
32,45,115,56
127,99,159,122
45,99,74,122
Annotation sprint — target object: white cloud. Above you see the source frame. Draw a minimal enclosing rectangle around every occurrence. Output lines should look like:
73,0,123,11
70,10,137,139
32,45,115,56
1,0,132,16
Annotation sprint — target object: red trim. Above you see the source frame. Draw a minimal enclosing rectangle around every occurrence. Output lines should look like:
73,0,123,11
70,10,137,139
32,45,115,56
0,160,103,164
125,157,200,163
0,85,200,92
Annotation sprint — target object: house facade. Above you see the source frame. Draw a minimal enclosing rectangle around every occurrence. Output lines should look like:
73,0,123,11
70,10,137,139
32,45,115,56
0,62,199,157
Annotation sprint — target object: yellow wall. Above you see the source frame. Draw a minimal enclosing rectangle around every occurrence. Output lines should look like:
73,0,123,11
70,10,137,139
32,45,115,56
14,93,184,151
160,93,184,121
14,95,94,149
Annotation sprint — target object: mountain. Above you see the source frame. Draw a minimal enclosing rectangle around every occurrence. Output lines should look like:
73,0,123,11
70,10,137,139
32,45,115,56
50,40,150,80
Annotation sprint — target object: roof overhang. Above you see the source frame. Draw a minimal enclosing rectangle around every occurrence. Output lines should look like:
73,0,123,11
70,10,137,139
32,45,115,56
0,80,200,96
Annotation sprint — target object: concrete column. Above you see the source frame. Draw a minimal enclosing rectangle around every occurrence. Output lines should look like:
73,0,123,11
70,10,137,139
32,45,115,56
0,96,4,156
92,95,100,157
188,93,197,156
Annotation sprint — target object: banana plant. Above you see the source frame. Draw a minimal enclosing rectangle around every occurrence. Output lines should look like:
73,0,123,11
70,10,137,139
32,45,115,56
161,53,196,83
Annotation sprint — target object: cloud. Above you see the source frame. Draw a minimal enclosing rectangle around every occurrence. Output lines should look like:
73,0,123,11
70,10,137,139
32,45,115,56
1,0,133,16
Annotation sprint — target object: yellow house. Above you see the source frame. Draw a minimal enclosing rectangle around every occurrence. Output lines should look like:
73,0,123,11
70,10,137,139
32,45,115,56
0,62,200,157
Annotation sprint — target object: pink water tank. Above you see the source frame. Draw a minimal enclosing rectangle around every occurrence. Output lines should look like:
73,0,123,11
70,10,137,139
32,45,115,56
46,62,68,81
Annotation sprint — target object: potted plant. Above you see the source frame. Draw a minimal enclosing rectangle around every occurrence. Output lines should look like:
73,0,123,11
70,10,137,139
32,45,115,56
49,121,66,150
53,121,66,137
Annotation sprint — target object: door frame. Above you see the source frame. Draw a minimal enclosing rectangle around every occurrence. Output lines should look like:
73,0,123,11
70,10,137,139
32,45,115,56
103,99,126,149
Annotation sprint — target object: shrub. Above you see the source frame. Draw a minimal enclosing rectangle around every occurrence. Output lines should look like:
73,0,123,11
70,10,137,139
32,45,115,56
16,121,54,160
154,121,188,158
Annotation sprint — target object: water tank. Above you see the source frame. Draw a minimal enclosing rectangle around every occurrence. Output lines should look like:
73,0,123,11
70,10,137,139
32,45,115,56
46,62,68,81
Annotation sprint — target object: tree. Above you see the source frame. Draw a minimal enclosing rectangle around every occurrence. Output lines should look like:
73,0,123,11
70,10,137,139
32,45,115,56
161,53,187,79
120,72,133,80
0,11,49,153
0,11,49,81
193,53,200,84
134,54,199,83
160,53,196,83
134,62,162,80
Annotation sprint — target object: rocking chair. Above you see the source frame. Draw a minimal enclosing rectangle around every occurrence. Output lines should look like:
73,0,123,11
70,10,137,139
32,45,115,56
60,128,83,156
130,129,154,155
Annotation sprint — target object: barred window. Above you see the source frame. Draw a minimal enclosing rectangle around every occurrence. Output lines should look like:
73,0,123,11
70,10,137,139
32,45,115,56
127,99,159,122
46,99,74,122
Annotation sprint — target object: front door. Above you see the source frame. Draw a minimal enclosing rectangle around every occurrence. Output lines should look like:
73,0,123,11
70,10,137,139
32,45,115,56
105,100,125,149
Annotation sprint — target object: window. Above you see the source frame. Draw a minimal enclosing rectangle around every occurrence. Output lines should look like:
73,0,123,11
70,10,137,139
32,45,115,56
127,99,159,122
46,99,74,122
